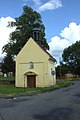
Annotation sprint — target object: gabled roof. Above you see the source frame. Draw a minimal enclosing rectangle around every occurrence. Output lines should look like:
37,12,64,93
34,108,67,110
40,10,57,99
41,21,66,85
40,45,56,62
29,37,56,62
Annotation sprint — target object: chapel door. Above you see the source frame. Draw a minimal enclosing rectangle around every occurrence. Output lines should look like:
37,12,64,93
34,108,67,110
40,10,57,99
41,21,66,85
27,75,36,88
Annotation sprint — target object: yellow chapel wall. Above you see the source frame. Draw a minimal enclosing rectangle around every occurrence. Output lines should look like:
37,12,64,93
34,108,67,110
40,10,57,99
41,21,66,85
15,38,51,87
48,60,56,86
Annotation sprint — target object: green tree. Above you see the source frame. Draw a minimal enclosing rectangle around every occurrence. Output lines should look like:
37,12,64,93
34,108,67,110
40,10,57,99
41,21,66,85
2,5,49,73
1,54,15,74
62,40,80,75
2,5,49,56
56,63,69,78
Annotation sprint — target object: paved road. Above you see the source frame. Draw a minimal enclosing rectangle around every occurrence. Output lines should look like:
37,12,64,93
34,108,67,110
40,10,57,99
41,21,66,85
0,81,80,120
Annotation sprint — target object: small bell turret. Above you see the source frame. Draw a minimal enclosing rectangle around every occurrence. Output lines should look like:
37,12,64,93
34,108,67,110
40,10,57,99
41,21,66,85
33,19,41,45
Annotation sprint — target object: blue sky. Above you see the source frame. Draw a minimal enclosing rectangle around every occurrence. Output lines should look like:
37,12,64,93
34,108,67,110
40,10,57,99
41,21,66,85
0,0,80,63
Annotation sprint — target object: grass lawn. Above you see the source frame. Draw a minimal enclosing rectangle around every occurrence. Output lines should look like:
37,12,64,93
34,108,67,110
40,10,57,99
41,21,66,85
0,80,74,97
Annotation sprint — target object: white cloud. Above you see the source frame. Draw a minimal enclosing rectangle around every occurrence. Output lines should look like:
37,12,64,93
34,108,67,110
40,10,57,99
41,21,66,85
48,22,80,62
23,0,62,12
48,36,70,58
60,22,80,43
0,16,15,57
38,0,62,12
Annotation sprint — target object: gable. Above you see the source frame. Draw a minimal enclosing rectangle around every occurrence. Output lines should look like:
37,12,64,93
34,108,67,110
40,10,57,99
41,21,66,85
15,37,56,63
15,37,48,62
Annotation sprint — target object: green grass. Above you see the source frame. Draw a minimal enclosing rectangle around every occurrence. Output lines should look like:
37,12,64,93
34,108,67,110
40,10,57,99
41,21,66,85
0,80,74,97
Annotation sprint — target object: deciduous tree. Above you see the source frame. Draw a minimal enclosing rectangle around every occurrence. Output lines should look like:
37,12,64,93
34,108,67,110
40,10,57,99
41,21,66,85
2,5,49,56
2,5,49,73
62,41,80,75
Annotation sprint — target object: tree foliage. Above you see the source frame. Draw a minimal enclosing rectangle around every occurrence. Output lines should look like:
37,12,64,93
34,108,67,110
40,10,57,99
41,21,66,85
62,40,80,75
56,63,69,78
2,5,49,56
1,5,49,73
1,54,15,74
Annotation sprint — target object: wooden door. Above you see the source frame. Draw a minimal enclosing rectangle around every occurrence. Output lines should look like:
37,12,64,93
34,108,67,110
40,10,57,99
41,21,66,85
27,75,36,88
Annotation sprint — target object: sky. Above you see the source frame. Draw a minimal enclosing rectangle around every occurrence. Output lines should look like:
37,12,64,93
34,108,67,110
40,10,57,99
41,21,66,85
0,0,80,63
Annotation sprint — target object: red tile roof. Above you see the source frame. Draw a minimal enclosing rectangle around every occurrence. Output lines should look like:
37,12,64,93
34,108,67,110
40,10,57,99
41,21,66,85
40,45,56,62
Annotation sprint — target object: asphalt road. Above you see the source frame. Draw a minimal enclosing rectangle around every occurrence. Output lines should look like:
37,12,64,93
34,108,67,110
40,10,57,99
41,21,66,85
0,81,80,120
